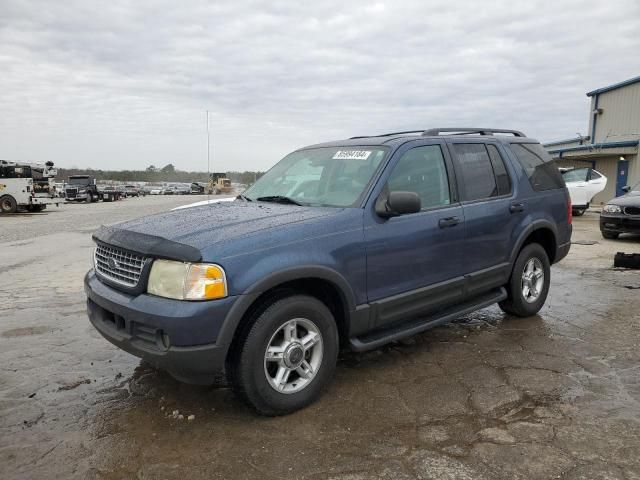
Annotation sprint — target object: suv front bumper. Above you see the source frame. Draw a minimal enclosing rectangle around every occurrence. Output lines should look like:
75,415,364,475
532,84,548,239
85,270,239,384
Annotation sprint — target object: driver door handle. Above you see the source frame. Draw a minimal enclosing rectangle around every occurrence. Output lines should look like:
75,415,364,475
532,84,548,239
438,216,460,228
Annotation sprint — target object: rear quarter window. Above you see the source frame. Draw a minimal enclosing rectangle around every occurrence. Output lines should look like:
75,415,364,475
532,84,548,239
509,143,565,191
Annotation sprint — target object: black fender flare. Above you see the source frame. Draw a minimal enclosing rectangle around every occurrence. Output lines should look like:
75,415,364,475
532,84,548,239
216,265,357,348
509,219,558,266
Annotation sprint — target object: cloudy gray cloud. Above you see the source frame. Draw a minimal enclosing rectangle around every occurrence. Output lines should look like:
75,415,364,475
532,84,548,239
1,0,639,171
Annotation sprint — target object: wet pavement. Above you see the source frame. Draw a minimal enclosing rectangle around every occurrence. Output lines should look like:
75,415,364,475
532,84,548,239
1,200,640,479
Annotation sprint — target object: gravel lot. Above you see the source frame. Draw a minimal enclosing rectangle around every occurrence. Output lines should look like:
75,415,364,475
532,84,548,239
1,198,640,479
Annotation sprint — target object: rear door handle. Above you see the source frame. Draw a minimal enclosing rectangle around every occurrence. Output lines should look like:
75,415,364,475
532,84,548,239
510,203,525,213
438,216,460,228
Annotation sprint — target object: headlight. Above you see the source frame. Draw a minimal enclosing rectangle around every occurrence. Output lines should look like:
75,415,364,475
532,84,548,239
603,204,622,213
147,260,227,300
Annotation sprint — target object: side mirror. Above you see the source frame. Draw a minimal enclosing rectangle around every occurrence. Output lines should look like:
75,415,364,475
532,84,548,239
622,185,631,193
376,191,421,218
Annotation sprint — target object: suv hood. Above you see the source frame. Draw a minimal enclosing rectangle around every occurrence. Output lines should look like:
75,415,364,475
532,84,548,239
93,201,344,261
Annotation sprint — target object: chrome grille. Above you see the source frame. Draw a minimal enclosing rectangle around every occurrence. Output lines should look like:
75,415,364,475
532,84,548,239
94,243,146,287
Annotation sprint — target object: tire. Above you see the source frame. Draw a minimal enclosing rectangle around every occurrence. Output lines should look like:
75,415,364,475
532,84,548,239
229,294,339,416
0,195,18,214
572,208,586,217
602,231,619,240
499,243,551,317
33,204,46,212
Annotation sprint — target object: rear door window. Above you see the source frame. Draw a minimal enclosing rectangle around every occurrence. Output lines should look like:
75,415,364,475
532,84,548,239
451,144,498,201
510,143,565,191
562,168,589,183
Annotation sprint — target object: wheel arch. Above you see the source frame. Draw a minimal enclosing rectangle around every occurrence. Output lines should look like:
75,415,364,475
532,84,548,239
220,266,357,365
510,221,558,265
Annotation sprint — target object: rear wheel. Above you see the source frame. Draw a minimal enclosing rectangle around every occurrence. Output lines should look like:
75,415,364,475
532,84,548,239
229,295,339,416
499,243,550,317
602,231,619,240
572,208,586,216
0,195,18,214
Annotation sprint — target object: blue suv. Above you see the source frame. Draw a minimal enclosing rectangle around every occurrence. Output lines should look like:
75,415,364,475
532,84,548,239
85,128,572,415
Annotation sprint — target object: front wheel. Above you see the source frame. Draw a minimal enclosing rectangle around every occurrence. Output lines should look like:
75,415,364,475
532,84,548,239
229,295,339,416
602,231,619,240
499,243,551,317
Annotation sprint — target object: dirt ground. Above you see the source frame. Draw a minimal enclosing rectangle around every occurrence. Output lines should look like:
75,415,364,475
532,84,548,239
1,198,640,479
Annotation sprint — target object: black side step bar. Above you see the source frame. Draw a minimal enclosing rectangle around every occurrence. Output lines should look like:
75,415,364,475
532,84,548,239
349,287,507,352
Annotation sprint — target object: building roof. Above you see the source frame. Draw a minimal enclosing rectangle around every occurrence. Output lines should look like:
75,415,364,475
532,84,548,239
546,140,639,156
586,75,640,97
543,136,589,147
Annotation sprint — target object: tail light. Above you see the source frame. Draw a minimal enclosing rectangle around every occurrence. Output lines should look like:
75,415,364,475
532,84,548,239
567,196,572,224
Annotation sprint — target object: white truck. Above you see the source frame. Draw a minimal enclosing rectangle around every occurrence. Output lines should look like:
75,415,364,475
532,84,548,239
0,160,63,213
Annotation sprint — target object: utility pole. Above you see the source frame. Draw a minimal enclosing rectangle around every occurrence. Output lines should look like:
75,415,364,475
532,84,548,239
206,110,211,202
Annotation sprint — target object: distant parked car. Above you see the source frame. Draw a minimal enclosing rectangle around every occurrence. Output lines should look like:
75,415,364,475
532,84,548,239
560,167,607,216
124,185,140,197
54,182,66,198
149,187,163,195
175,184,192,195
191,182,207,194
600,181,640,239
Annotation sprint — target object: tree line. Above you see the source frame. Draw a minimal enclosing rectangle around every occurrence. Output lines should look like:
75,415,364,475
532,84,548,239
56,165,264,186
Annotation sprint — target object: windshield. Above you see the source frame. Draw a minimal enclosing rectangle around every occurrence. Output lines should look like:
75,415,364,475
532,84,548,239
243,147,387,207
69,177,91,185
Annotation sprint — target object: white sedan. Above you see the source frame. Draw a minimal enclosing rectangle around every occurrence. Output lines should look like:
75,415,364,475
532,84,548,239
560,167,607,216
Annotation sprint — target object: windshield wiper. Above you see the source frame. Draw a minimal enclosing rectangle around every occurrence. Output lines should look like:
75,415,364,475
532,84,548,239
256,195,303,206
237,194,252,202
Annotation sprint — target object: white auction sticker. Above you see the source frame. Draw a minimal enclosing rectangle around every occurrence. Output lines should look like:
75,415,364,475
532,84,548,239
332,150,372,160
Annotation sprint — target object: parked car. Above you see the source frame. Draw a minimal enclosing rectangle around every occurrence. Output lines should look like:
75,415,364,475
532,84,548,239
600,181,640,239
560,167,607,216
174,184,192,195
149,187,163,195
53,182,66,198
191,182,207,194
85,128,571,416
124,185,140,197
139,185,154,196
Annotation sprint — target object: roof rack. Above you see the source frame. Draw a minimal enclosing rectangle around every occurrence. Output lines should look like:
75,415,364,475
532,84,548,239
350,128,526,140
422,128,526,137
349,130,426,140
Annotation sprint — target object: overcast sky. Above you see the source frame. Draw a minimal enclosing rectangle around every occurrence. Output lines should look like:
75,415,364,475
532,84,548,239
1,0,639,172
